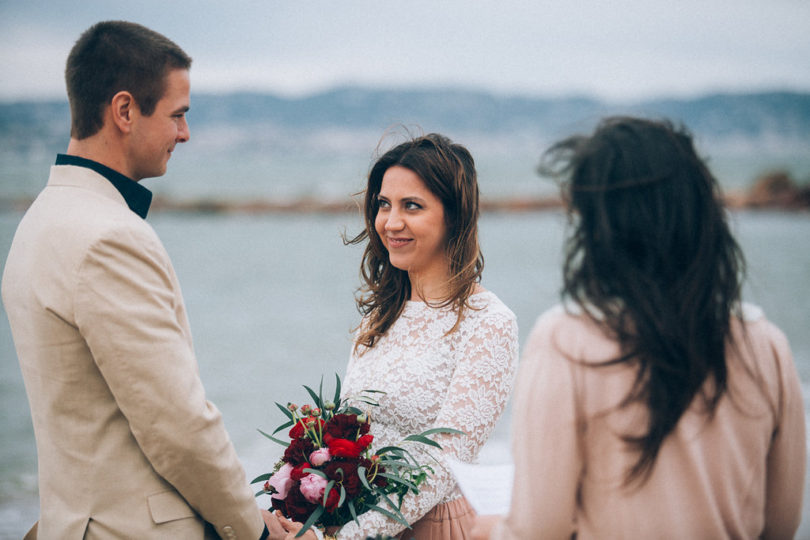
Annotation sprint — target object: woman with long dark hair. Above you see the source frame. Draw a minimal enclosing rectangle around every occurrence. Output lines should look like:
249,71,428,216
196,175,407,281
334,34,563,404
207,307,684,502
473,117,805,539
279,133,519,539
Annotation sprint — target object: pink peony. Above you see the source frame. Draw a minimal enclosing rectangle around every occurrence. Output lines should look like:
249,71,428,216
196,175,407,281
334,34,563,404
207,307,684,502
309,448,331,467
268,463,294,500
299,473,328,505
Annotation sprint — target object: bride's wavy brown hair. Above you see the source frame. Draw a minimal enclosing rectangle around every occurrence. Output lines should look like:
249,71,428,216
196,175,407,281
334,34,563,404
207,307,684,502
540,116,745,486
346,133,483,353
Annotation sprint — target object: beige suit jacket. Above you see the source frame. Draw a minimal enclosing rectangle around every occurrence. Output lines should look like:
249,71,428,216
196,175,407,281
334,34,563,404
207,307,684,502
2,164,265,539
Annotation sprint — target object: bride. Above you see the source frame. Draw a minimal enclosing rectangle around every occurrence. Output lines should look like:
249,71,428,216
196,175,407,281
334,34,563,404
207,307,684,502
280,133,519,539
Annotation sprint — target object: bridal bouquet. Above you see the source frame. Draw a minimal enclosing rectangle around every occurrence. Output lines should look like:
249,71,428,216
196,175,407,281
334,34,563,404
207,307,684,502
252,374,458,536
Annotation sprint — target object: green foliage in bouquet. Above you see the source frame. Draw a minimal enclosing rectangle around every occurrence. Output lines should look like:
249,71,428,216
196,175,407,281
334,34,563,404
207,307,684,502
251,374,462,537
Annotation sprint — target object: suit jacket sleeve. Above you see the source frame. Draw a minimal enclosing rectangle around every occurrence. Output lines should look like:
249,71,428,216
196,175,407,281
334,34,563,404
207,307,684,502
74,223,264,539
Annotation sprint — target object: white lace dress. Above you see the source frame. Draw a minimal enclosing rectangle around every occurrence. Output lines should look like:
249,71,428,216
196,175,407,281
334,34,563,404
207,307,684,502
338,290,519,539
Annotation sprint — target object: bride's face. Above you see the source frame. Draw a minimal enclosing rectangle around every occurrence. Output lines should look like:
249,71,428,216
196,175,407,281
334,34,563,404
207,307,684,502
374,166,449,286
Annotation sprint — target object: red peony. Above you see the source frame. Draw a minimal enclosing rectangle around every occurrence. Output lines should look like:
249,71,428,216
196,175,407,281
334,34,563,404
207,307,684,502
342,470,363,498
327,438,360,458
284,437,315,466
289,422,305,439
327,434,374,459
325,413,361,440
290,462,311,481
270,494,286,514
289,417,326,439
357,434,373,450
324,487,340,511
283,481,318,522
324,460,362,497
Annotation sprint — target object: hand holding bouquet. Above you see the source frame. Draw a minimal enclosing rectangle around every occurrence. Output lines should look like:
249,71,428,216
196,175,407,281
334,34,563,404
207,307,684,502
252,374,460,537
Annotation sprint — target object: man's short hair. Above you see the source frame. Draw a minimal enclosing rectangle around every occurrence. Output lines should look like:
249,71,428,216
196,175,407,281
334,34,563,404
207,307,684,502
65,20,192,139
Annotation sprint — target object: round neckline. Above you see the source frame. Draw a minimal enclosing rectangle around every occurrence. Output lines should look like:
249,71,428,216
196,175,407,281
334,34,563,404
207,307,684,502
405,289,493,307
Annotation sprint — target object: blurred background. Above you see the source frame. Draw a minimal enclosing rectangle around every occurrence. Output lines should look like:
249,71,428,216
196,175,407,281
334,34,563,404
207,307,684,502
1,1,809,538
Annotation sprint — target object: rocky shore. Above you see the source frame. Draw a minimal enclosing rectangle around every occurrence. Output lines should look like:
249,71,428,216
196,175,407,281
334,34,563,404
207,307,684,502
1,171,807,215
725,171,810,210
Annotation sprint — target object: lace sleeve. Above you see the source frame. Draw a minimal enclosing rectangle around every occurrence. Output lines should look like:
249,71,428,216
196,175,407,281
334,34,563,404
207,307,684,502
338,309,519,539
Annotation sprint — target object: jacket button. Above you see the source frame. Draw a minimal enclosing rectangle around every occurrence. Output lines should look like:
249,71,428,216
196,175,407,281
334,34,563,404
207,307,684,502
222,525,235,538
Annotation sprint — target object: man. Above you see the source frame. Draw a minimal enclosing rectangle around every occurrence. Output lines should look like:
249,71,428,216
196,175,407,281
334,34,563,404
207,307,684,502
2,21,282,539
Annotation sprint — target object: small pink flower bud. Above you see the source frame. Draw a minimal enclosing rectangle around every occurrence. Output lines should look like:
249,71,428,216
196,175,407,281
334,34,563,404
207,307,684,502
310,448,331,466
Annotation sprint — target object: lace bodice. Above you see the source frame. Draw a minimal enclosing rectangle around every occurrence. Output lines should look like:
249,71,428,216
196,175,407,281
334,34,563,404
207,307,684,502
338,290,519,539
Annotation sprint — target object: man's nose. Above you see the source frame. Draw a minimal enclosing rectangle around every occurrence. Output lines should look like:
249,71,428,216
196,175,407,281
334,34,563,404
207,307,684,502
177,117,190,143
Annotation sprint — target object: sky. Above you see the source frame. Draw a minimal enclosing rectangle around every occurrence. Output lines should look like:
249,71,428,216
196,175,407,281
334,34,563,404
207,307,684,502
1,0,809,103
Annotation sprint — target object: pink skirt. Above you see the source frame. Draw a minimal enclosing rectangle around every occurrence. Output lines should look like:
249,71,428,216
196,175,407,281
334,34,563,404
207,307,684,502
397,497,476,540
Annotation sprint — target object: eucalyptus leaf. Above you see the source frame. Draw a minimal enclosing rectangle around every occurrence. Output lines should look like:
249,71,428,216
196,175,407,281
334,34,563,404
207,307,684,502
250,472,272,483
358,466,371,490
418,427,466,437
296,505,324,537
381,490,402,508
333,373,342,406
303,385,322,408
303,468,328,479
322,480,335,506
386,492,413,523
258,428,290,448
272,420,294,435
367,503,409,527
375,445,406,456
403,434,442,448
338,484,347,507
376,471,418,490
275,402,294,420
384,445,420,464
378,460,420,471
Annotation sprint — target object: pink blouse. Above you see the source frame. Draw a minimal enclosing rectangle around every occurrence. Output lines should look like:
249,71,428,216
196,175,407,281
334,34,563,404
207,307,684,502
491,304,805,539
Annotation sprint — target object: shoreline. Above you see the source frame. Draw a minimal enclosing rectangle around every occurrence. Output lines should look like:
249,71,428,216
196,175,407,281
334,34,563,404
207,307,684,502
0,194,807,216
2,171,807,216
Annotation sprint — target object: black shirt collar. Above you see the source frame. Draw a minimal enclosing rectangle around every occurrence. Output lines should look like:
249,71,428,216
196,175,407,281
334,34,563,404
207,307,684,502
55,154,152,219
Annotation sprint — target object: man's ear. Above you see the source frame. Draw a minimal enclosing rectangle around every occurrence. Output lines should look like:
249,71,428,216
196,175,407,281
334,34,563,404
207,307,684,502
109,91,136,133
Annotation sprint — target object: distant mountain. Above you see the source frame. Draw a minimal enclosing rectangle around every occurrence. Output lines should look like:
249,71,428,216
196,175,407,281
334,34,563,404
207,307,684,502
182,88,810,142
187,88,607,135
1,88,809,153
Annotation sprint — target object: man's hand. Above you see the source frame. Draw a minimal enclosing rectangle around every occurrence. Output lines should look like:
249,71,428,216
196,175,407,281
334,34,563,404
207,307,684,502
275,511,320,540
262,509,289,540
